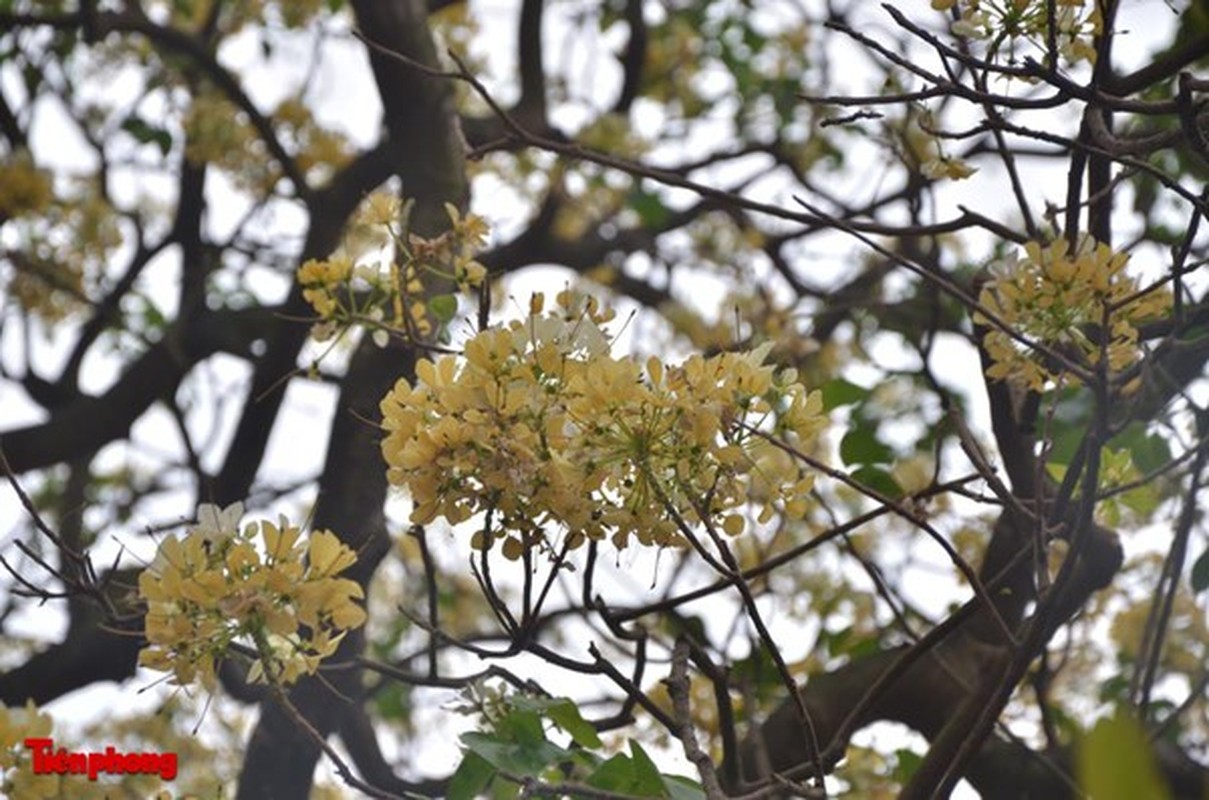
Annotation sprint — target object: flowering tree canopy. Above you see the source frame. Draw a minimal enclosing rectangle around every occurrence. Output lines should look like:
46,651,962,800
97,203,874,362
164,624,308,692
2,1,1209,799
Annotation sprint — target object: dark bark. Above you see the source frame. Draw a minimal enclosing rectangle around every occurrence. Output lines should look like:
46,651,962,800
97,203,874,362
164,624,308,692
235,0,468,795
0,568,143,706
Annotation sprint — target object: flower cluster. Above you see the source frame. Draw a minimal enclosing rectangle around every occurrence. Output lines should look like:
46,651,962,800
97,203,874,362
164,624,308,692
933,0,1101,65
138,503,366,690
3,182,122,324
297,195,488,347
183,91,351,192
182,92,274,192
921,154,977,181
0,151,53,219
297,254,354,321
977,237,1170,391
270,96,353,184
901,110,978,183
1,701,57,800
380,291,826,556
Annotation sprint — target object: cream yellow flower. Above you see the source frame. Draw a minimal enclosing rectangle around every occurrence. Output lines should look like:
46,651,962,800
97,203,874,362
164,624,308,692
380,293,826,553
977,236,1170,391
138,507,365,689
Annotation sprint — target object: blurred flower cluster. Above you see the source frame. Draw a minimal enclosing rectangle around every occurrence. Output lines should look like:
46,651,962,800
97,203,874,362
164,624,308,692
0,701,57,800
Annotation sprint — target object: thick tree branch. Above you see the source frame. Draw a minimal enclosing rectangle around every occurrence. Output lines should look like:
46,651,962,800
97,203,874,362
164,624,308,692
236,0,467,795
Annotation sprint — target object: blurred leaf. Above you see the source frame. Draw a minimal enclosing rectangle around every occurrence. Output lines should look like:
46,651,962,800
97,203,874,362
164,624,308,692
1046,703,1081,745
630,189,671,229
588,753,657,796
373,681,412,722
1113,422,1173,475
1046,388,1094,466
820,624,853,658
1076,713,1172,800
840,427,893,466
1098,674,1130,705
1132,169,1159,217
822,625,879,660
546,700,602,749
629,741,669,795
460,726,565,776
730,641,783,703
448,751,495,800
845,636,882,660
849,465,903,499
120,115,173,156
661,612,708,644
587,741,666,796
512,696,602,749
821,377,870,410
498,708,546,748
1191,548,1209,594
1119,482,1160,519
134,295,168,333
891,747,923,784
429,293,459,323
661,774,706,800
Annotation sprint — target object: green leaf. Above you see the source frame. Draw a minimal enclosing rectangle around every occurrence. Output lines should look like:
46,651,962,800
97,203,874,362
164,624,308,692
499,708,548,749
820,624,879,659
1191,548,1209,594
662,613,708,644
1098,674,1130,704
508,695,603,749
1043,386,1094,467
1076,713,1172,800
447,751,495,800
630,189,671,229
820,377,870,410
849,465,903,499
819,624,851,658
373,681,412,721
846,635,882,660
891,747,923,784
587,753,644,794
1112,422,1172,475
428,293,459,323
1049,703,1082,744
661,774,706,800
586,742,665,796
840,427,893,466
545,700,603,749
135,296,167,332
1119,483,1160,520
729,641,782,702
460,732,515,769
460,730,566,776
120,115,173,156
628,741,668,794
